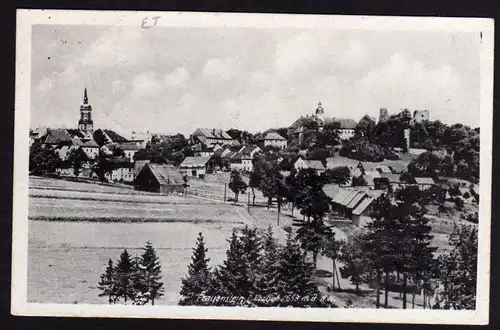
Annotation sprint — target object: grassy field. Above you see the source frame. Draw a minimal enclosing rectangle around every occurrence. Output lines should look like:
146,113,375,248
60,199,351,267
28,176,255,304
29,221,237,304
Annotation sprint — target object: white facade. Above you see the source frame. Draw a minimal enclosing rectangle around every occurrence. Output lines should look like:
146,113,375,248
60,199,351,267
263,139,287,149
294,157,307,171
105,167,134,183
338,129,355,140
82,146,99,159
230,158,253,172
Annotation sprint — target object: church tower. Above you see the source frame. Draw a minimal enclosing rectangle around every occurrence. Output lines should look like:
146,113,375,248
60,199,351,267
78,88,94,133
315,101,324,122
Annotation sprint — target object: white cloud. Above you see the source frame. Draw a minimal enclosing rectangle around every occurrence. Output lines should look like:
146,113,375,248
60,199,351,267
130,71,162,97
359,52,462,115
111,80,127,94
201,57,240,82
164,67,190,88
274,32,324,77
248,71,274,90
335,40,368,70
78,28,144,67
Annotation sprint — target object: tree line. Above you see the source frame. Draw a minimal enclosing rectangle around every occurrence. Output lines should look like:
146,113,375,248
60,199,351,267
328,188,478,310
98,241,164,305
179,228,335,307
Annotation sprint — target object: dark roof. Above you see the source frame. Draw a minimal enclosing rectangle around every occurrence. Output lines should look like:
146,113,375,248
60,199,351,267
379,173,401,183
324,118,358,129
134,160,150,177
103,129,128,143
65,129,85,139
290,115,322,128
146,163,184,185
223,151,237,159
108,156,134,168
43,129,73,144
193,128,232,140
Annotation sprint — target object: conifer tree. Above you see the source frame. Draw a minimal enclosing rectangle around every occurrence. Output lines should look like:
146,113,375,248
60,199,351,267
98,258,118,304
276,231,319,307
214,229,252,304
255,226,281,305
137,241,164,305
114,249,135,303
240,226,262,288
180,233,212,305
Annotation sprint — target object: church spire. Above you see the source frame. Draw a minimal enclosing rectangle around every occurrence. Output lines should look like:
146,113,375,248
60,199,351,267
83,87,88,104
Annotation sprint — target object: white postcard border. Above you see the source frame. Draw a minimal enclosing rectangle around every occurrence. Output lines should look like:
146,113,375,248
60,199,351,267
12,9,494,325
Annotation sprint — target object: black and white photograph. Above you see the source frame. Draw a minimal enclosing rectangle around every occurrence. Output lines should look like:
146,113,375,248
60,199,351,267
12,10,493,324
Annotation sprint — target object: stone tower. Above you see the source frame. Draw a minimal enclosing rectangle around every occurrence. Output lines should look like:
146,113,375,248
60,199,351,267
315,101,324,122
78,88,94,133
412,110,430,124
379,108,389,123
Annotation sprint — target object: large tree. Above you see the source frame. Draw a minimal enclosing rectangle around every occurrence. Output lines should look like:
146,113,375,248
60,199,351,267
228,169,248,203
276,231,320,306
437,224,478,310
136,241,164,305
114,249,135,303
98,258,118,304
213,230,253,304
29,143,61,176
180,233,212,305
255,226,281,304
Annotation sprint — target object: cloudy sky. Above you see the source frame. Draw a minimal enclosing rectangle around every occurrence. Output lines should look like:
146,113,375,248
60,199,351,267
31,25,480,137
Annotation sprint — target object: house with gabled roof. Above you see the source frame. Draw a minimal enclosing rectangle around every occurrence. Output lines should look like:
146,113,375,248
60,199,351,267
293,157,326,173
191,128,233,146
180,156,212,178
229,145,261,172
135,163,185,194
414,177,435,190
115,142,141,161
258,132,287,150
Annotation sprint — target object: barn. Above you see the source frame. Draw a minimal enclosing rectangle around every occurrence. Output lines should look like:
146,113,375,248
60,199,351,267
134,163,185,194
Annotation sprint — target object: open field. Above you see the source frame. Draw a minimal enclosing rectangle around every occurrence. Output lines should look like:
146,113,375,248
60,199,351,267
29,221,238,305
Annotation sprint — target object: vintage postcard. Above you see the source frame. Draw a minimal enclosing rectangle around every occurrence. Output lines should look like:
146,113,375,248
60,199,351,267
12,9,493,324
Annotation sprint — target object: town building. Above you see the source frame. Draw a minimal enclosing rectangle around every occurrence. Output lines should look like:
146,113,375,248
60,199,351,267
190,128,233,146
180,156,212,178
414,177,435,190
135,163,185,194
290,102,357,141
229,145,261,172
293,157,326,173
258,132,287,150
191,143,215,157
116,142,141,161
